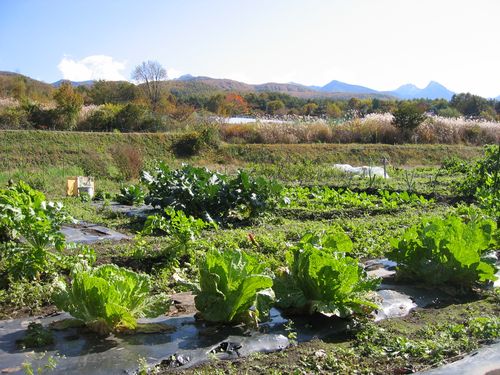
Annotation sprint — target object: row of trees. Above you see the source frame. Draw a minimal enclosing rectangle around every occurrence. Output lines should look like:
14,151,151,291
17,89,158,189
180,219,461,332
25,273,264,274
1,61,499,132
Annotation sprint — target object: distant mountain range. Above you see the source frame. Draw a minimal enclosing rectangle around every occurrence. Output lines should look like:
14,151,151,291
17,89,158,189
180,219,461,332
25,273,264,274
386,81,455,100
0,71,498,101
312,80,379,94
170,76,459,100
169,76,461,100
52,79,94,88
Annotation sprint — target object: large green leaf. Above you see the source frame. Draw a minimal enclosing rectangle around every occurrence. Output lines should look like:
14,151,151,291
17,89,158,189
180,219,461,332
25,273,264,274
274,228,379,317
388,215,498,288
53,264,170,335
194,249,274,324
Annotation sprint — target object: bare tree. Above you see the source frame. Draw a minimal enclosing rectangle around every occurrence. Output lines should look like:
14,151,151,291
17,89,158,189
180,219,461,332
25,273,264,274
132,60,167,111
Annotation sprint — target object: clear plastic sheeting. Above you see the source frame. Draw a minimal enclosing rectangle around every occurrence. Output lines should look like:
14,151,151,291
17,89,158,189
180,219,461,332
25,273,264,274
417,341,500,375
366,259,451,321
333,164,389,179
0,259,485,374
0,307,352,375
374,289,417,321
91,202,157,219
61,222,131,244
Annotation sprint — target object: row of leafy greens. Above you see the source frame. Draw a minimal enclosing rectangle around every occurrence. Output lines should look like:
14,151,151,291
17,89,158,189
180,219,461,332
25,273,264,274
141,163,282,222
194,228,380,325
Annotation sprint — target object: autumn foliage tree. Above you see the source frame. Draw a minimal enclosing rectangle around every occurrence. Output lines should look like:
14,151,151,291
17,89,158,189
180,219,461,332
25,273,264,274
53,82,84,130
224,93,249,115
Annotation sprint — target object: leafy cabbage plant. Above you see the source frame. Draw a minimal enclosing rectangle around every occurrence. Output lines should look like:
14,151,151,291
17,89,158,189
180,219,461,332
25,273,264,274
0,181,69,249
142,207,214,254
388,215,498,288
194,249,274,325
53,264,170,335
115,184,145,206
0,181,72,280
273,229,379,317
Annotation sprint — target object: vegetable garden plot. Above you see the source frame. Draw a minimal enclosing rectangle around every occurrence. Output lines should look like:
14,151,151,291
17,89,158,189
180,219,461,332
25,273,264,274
2,147,500,374
0,259,471,374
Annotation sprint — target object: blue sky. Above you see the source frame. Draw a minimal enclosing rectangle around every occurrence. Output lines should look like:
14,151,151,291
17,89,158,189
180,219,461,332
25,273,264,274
1,0,499,97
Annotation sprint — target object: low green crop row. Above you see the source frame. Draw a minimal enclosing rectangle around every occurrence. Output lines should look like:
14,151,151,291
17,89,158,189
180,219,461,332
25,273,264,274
141,163,282,222
281,186,432,211
194,228,380,326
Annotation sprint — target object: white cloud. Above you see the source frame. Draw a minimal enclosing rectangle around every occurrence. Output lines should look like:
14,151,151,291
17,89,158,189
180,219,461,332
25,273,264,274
57,55,126,81
166,67,182,79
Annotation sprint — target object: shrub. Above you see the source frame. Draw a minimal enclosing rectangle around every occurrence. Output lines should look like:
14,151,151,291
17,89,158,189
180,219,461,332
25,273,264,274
171,131,202,157
80,151,113,178
195,120,221,149
78,103,123,132
110,144,143,180
392,102,427,140
0,106,31,129
437,107,462,118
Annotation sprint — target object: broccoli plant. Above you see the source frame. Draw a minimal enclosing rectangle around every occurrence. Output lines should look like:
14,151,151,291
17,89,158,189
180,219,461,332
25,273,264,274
141,163,282,222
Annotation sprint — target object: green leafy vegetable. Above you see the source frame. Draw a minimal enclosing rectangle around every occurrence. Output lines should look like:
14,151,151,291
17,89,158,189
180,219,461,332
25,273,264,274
53,264,170,335
273,228,379,317
142,207,215,256
388,215,498,288
141,163,281,222
281,186,432,212
194,249,274,325
0,181,70,249
0,181,72,280
115,184,145,206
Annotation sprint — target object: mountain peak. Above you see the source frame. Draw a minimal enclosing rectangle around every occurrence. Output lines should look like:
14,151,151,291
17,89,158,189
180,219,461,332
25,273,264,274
391,81,454,100
52,79,94,88
176,74,195,81
320,80,378,94
426,81,446,88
